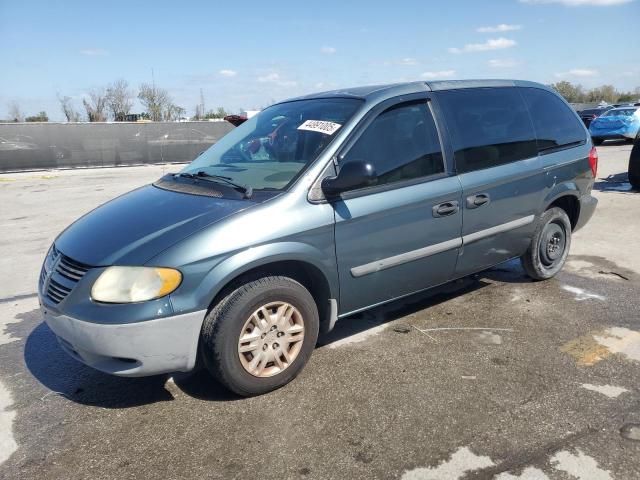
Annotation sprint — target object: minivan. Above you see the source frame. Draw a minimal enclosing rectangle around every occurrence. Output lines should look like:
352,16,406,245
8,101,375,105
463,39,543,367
39,80,598,396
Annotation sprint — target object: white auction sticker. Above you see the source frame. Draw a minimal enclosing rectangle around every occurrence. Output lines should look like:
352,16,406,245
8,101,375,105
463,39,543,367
297,119,342,135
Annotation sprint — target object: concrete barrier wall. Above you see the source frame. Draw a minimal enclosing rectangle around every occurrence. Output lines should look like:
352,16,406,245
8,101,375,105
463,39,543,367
0,121,234,173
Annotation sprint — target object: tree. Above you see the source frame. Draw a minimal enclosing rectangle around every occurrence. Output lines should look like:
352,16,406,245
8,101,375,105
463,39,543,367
192,104,204,120
57,93,82,122
105,79,134,120
25,111,48,122
138,83,171,121
587,84,618,104
82,88,108,122
617,92,636,102
164,103,186,121
7,101,24,122
549,81,585,103
203,107,229,119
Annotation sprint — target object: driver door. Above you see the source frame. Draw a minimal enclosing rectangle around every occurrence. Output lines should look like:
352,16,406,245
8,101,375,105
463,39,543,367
332,96,463,315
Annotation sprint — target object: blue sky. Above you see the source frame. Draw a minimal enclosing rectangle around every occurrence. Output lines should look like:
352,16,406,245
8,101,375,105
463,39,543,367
1,0,639,120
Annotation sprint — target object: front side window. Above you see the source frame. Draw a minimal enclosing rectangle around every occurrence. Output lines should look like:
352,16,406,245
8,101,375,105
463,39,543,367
520,88,586,151
340,101,444,189
438,87,537,174
184,98,362,191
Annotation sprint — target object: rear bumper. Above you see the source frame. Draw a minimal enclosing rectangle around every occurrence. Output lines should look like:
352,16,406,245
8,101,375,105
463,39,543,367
42,307,206,377
591,134,627,140
575,194,598,232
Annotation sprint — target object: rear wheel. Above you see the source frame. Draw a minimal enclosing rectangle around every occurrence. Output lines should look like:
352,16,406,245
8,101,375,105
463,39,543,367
521,207,572,281
201,276,319,396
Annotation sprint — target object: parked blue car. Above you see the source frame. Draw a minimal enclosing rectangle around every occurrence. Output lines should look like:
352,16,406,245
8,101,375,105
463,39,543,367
589,106,640,145
39,80,598,396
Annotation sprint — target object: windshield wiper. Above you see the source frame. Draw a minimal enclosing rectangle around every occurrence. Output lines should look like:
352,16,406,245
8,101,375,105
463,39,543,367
176,171,253,198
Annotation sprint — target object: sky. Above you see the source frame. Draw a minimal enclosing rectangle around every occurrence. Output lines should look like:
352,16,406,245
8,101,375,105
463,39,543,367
1,0,639,120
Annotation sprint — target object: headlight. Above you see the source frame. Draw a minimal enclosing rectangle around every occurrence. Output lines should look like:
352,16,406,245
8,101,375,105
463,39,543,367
91,266,182,303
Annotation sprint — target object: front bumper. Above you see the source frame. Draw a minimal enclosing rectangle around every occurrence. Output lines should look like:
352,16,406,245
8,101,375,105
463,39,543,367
575,194,598,232
42,306,206,377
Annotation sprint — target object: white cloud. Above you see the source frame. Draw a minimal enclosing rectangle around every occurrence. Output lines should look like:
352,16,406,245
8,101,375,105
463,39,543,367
520,0,633,5
449,37,517,54
80,48,108,56
555,68,600,77
421,70,456,79
477,24,522,32
257,72,297,87
219,69,237,77
399,57,419,65
321,46,337,54
314,82,337,90
488,59,520,68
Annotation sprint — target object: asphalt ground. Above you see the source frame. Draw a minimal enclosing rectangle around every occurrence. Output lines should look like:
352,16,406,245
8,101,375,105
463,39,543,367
0,142,639,480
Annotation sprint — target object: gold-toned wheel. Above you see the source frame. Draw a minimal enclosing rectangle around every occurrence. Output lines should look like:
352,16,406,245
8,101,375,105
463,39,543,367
237,301,305,378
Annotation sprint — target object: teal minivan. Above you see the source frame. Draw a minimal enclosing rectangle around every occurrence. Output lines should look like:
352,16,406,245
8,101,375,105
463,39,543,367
39,80,598,396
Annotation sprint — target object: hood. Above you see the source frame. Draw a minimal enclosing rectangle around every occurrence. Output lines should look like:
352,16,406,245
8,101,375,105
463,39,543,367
55,184,257,266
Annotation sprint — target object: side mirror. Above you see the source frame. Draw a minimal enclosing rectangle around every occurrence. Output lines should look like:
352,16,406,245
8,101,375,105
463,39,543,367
321,160,377,198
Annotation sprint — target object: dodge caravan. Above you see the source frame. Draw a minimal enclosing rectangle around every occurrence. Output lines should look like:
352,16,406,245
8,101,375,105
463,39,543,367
39,80,598,396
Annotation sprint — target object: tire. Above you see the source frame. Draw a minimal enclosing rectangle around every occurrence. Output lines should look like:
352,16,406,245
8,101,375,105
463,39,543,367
201,276,319,396
592,138,603,146
630,137,640,189
521,207,572,281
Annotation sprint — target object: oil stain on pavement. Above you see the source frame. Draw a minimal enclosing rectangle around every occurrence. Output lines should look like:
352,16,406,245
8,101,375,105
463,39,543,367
562,327,640,365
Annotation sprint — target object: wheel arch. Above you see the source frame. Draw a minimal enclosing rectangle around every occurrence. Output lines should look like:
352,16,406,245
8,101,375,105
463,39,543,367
542,185,581,230
195,243,338,334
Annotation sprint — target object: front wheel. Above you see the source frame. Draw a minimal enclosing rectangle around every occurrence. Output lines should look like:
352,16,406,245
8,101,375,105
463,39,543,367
521,207,572,281
200,276,319,396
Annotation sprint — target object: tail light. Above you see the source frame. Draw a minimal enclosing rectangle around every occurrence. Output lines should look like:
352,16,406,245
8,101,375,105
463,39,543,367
588,146,598,177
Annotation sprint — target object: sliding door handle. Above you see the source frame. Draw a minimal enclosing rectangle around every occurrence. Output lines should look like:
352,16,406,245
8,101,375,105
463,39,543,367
433,201,459,218
466,193,490,209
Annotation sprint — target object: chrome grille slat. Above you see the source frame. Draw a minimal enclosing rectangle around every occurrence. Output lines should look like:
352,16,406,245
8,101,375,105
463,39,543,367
46,290,64,302
56,264,85,281
48,281,71,295
59,257,90,271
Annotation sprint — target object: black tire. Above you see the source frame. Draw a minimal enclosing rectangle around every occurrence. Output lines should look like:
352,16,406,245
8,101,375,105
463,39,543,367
592,138,603,146
201,276,319,396
521,207,572,281
629,137,640,189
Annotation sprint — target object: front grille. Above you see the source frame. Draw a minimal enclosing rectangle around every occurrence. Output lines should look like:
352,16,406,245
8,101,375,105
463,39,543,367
55,254,91,281
47,279,72,303
42,247,93,304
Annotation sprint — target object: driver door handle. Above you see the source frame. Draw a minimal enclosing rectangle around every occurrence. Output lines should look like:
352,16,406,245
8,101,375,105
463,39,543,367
433,201,459,218
466,193,490,209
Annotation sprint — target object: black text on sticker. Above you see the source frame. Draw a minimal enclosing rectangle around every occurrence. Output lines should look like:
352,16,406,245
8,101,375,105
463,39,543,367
297,120,342,135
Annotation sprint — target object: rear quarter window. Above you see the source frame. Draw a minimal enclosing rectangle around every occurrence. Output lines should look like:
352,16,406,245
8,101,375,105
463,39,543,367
437,87,538,174
520,88,586,152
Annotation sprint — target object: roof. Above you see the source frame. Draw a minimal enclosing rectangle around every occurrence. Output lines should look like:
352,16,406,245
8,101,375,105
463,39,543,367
278,79,552,106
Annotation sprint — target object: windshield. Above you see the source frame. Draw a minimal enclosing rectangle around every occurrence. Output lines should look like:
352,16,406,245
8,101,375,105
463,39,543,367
182,98,363,191
602,108,637,117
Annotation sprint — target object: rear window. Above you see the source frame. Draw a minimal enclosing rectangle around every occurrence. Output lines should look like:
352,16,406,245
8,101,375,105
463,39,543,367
520,88,586,152
437,87,537,174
